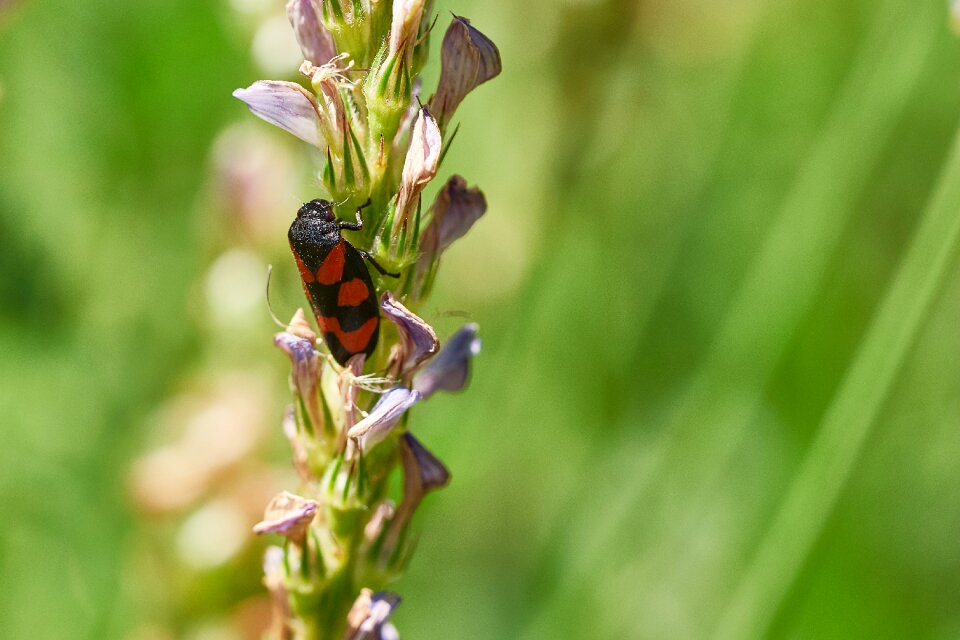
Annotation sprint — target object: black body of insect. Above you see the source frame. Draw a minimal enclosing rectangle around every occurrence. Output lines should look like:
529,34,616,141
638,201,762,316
288,199,398,365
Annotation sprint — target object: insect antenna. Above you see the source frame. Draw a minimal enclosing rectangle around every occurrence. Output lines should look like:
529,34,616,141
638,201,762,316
264,264,290,329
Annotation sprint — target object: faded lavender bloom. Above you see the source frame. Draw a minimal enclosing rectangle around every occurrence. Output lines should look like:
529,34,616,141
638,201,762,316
430,15,502,130
392,106,441,237
412,174,486,299
286,0,336,65
253,491,318,541
413,323,481,397
233,1,498,637
381,292,438,376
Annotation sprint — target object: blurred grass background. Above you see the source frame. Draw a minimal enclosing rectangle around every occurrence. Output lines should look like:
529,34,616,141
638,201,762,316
3,0,960,638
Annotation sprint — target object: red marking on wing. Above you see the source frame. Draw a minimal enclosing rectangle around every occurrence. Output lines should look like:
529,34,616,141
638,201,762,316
318,316,378,354
337,278,370,307
316,241,346,284
292,249,315,283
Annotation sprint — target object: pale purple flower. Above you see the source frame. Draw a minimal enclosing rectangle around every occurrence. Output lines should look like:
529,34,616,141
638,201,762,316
414,175,486,295
347,387,422,452
253,491,318,540
346,590,402,640
274,331,324,433
413,323,481,398
286,0,336,65
232,81,322,147
430,16,501,129
381,292,438,375
400,433,450,493
394,106,441,232
389,0,426,55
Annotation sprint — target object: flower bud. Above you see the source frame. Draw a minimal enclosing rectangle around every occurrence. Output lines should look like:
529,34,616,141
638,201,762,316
253,491,318,542
263,546,295,639
392,106,441,235
287,307,317,342
430,16,501,129
389,0,426,57
286,0,336,65
345,589,402,640
274,331,324,436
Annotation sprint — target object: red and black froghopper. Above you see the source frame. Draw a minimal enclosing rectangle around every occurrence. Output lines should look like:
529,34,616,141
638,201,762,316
288,199,397,365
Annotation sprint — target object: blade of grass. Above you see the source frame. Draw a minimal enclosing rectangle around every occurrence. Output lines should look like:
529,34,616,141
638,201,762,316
712,120,960,640
520,0,941,635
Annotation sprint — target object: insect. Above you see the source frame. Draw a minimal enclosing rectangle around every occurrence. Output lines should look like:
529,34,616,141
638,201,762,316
288,198,398,365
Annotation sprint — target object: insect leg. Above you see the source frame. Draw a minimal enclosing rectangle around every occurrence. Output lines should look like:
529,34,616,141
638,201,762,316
339,198,373,231
356,249,400,278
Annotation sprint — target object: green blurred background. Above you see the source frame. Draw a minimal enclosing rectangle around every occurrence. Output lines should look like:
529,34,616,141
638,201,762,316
3,0,960,638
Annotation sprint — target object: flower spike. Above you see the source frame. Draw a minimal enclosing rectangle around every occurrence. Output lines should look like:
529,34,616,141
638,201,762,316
232,3,499,636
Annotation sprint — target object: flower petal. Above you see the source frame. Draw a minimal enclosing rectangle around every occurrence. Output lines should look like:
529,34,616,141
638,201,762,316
429,175,487,252
347,387,421,451
286,0,336,65
253,491,318,539
233,80,322,147
389,0,426,55
274,331,324,433
381,292,439,374
400,433,450,493
401,106,441,191
274,332,320,395
431,15,502,128
412,177,486,299
413,323,481,398
346,589,402,640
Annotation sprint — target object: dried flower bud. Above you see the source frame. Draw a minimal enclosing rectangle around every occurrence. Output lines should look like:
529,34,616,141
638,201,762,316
253,491,318,541
400,432,450,493
389,0,426,56
347,387,421,452
274,331,324,434
263,546,295,639
413,323,481,398
286,308,318,342
340,353,367,429
283,407,313,483
381,292,438,376
413,175,486,296
364,501,396,542
286,0,336,65
345,590,402,640
233,81,322,147
393,106,441,233
430,16,501,129
377,433,449,567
